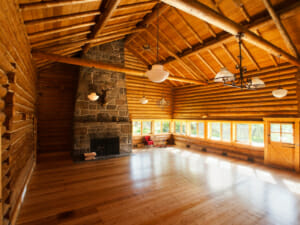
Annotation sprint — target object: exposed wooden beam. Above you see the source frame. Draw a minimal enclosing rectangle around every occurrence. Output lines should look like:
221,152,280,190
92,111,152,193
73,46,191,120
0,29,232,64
24,11,100,27
207,49,224,67
262,0,299,58
20,0,101,11
196,53,216,75
220,43,238,65
28,22,95,40
232,0,251,22
82,0,121,54
116,1,157,12
161,0,300,67
32,52,206,85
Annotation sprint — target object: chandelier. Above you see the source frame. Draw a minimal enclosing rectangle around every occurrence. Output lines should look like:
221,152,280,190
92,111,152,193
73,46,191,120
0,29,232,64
145,5,169,83
214,33,265,90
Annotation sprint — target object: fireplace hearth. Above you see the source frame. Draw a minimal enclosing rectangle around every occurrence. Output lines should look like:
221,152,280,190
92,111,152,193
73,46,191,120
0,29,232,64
91,137,120,156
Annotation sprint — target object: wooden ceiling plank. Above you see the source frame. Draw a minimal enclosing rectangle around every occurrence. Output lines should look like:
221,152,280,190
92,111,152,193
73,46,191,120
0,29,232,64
31,31,91,48
32,51,205,85
24,11,100,26
172,8,203,43
220,43,238,65
196,53,216,75
104,19,142,29
144,29,204,80
184,58,209,81
241,42,261,70
262,0,299,58
126,3,169,43
161,0,300,67
82,0,121,54
108,10,153,23
207,49,224,67
20,0,101,11
28,22,95,40
231,0,251,22
161,14,192,49
126,42,153,65
116,1,157,12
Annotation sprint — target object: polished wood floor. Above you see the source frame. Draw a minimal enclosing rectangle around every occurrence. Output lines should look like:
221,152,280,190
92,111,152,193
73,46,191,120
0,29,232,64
16,147,300,225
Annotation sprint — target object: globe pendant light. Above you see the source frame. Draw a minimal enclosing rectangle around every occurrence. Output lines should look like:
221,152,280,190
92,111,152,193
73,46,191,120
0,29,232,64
272,55,288,98
146,6,169,83
88,71,99,101
139,96,148,104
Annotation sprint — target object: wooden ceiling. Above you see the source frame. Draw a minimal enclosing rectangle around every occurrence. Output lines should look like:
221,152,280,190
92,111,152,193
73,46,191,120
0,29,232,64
18,0,300,86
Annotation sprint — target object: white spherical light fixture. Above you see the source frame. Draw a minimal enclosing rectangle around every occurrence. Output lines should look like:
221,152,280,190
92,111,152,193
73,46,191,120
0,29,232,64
88,92,99,101
139,96,148,104
272,88,288,98
146,64,169,83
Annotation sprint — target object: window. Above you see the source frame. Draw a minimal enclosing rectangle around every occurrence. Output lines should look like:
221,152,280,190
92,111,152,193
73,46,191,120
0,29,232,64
154,121,161,134
162,121,170,133
251,124,264,146
142,121,151,134
181,122,187,135
271,123,293,144
198,122,204,138
133,121,141,135
208,122,221,140
175,121,181,134
190,122,197,137
236,124,249,144
222,123,231,142
235,123,264,147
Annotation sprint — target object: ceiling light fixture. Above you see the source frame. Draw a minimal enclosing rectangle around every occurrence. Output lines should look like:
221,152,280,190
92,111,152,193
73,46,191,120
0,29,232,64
214,33,265,90
145,5,169,83
272,55,288,98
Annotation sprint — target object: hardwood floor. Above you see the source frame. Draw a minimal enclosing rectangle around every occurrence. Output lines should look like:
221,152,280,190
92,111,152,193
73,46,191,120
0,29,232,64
16,147,300,225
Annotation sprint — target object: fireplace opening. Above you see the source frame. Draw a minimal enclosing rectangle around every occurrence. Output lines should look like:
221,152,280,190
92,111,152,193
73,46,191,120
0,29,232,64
90,137,120,156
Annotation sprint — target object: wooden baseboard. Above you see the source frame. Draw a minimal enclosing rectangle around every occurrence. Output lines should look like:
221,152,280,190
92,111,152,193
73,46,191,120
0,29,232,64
10,159,36,225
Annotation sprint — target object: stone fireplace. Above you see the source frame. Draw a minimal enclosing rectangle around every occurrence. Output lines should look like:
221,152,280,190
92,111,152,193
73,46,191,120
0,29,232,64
73,40,132,158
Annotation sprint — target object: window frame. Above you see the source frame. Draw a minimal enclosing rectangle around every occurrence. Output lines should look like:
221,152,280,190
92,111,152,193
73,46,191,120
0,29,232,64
207,121,232,142
270,122,294,144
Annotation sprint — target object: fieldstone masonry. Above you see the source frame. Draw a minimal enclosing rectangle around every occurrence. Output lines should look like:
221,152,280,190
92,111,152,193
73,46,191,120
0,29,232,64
73,40,132,157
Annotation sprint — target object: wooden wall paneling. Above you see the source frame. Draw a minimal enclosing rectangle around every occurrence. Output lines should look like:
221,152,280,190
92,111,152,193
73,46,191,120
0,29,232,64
0,1,37,224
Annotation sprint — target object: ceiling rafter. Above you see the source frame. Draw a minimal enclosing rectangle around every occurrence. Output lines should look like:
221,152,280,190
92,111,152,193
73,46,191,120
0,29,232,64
207,49,224,67
161,0,300,67
262,0,299,58
32,51,206,85
220,43,238,65
159,0,300,68
231,0,251,22
241,42,261,70
196,53,217,75
82,0,122,54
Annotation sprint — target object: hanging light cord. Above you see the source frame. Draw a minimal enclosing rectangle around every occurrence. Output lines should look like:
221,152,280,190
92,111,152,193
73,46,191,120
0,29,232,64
156,4,159,64
278,55,281,88
237,33,244,89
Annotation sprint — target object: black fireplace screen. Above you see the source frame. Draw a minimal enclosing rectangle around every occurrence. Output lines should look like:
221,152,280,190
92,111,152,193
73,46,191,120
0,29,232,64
90,137,120,156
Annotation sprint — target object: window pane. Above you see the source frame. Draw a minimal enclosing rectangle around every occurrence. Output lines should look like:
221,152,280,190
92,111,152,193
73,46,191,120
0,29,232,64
175,121,181,134
198,122,204,138
282,124,293,133
142,121,151,134
236,124,249,143
155,121,161,134
282,133,294,144
210,122,221,140
222,123,231,142
133,121,141,135
190,122,197,137
271,133,280,142
181,122,186,135
251,124,264,147
271,124,280,132
162,121,170,133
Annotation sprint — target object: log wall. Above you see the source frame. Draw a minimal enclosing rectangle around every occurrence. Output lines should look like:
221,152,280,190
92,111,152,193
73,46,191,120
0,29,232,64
37,63,78,154
0,1,37,224
126,75,173,120
173,66,300,120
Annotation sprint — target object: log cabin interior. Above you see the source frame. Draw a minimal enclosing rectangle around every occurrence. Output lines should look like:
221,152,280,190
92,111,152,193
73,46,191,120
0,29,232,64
1,0,300,224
